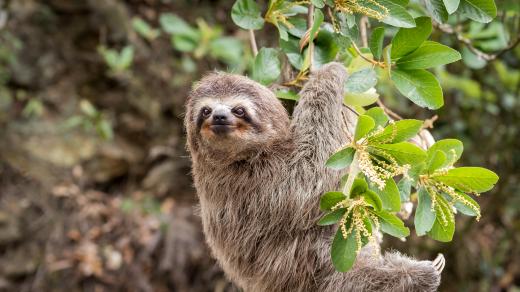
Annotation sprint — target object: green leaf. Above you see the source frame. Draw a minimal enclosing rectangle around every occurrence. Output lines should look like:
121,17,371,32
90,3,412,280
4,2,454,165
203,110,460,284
369,119,423,144
434,167,499,193
132,17,160,40
287,18,307,38
379,0,416,28
252,48,281,85
426,0,449,23
313,25,340,67
210,37,244,65
365,107,389,129
369,27,385,60
326,147,355,170
373,209,410,238
362,190,383,211
397,177,412,201
344,89,379,107
453,191,480,217
428,195,455,242
458,0,497,23
427,139,464,167
391,68,443,109
415,187,436,235
345,69,378,93
443,0,460,14
331,226,358,272
275,89,299,101
428,216,455,242
311,0,325,8
371,142,427,165
231,0,265,30
427,150,447,173
371,178,401,212
345,68,378,93
355,115,376,141
351,178,369,196
320,191,347,210
396,41,461,69
391,17,432,59
160,14,198,37
318,208,346,225
280,36,303,70
119,46,134,69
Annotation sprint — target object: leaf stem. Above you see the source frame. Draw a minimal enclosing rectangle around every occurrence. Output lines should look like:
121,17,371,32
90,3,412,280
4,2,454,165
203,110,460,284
343,153,360,198
351,41,386,68
249,29,258,57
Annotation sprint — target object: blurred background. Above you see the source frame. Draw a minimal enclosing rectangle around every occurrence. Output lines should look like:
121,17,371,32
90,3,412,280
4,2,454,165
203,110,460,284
0,0,518,291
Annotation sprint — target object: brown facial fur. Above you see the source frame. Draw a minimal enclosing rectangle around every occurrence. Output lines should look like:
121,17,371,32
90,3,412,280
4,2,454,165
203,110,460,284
185,64,441,291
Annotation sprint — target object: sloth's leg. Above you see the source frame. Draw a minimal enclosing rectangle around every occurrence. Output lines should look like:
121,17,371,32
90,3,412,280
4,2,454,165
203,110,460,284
340,252,443,292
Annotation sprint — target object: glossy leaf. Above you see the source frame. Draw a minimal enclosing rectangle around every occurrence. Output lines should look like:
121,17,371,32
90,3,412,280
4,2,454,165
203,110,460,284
369,27,385,60
371,178,401,212
415,187,436,235
391,68,444,109
326,147,355,170
365,107,389,129
231,0,265,30
252,48,281,85
331,226,358,272
379,0,416,28
396,41,462,69
435,167,499,193
355,115,376,141
427,139,464,167
318,208,346,225
373,209,410,238
427,150,447,173
345,68,378,93
320,191,347,210
369,119,423,144
391,17,432,59
371,142,427,165
459,0,497,23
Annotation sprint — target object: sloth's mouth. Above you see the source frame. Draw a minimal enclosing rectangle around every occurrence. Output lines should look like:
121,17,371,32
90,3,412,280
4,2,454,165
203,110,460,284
210,124,235,135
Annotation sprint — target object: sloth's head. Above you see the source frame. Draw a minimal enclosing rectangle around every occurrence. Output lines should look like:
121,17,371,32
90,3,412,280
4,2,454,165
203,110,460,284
185,72,290,161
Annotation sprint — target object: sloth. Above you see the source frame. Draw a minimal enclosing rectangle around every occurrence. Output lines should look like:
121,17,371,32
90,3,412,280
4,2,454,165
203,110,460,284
185,62,444,292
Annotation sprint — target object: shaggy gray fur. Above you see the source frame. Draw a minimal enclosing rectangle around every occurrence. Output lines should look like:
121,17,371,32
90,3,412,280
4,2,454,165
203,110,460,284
185,63,441,292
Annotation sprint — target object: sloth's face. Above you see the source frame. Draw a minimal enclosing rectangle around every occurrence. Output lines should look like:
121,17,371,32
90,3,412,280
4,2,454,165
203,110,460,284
194,96,262,148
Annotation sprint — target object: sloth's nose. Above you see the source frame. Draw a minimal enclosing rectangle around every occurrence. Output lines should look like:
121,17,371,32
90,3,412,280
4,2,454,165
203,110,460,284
213,114,227,122
212,113,230,125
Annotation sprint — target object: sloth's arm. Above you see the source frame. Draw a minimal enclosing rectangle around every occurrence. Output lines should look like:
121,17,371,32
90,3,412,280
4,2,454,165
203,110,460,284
291,62,352,166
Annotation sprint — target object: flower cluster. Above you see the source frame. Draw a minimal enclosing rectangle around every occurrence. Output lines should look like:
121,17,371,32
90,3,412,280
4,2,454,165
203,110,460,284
334,0,389,20
357,147,410,190
332,198,379,252
426,179,481,221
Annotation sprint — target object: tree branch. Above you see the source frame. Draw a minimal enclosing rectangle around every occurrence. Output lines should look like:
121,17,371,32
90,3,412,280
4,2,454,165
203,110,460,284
307,4,315,71
433,20,520,61
360,16,369,48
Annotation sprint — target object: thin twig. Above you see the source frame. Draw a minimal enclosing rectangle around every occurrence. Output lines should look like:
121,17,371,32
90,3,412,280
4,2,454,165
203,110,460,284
248,29,258,57
351,41,385,67
307,4,315,71
360,16,369,48
376,99,403,120
433,21,520,61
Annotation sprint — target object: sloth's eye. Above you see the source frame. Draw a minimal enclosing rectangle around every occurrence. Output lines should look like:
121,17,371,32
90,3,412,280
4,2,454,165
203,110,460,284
233,107,245,117
202,107,212,118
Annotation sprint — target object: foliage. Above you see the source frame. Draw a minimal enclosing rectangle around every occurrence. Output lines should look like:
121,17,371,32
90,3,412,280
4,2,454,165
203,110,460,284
230,0,504,272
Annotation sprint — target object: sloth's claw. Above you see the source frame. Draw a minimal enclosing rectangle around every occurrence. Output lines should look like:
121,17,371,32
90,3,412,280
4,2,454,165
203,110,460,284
432,253,445,273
